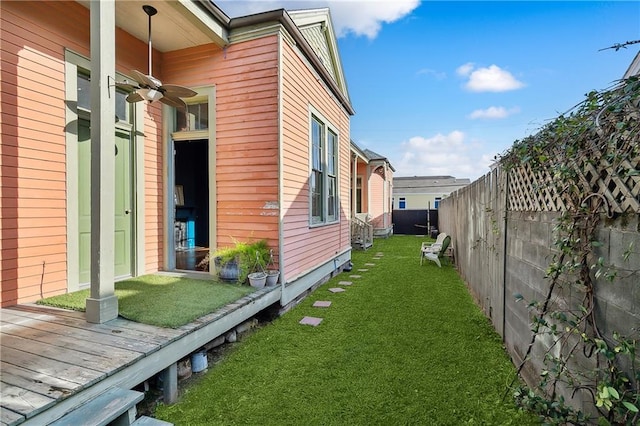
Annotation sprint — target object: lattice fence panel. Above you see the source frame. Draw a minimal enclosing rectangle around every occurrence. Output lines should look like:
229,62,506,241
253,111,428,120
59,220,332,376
508,150,640,213
506,78,640,214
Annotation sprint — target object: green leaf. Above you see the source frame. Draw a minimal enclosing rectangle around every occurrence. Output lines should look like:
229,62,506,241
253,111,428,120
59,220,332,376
606,387,619,399
622,401,639,413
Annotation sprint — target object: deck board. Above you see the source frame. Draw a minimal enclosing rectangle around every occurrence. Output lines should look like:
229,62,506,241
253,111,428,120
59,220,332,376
0,361,78,399
6,306,180,345
1,346,104,386
0,314,159,353
1,334,133,373
0,381,55,417
1,406,27,426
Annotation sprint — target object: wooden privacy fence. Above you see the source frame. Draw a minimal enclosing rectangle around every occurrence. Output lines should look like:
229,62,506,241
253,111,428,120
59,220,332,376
438,168,507,335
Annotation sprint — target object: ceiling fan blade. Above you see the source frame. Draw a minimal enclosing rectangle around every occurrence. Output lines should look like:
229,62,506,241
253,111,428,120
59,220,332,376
115,82,139,91
160,95,187,110
160,84,198,98
126,92,145,103
131,69,160,89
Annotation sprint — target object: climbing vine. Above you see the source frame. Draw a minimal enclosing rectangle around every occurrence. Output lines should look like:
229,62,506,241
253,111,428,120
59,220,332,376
500,77,640,424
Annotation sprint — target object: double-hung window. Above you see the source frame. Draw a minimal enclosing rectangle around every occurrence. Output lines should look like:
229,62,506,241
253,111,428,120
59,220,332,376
310,112,339,225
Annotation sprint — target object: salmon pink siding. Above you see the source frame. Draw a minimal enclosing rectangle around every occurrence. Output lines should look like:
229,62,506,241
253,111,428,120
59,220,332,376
280,38,351,280
356,162,369,214
369,172,386,229
142,106,164,273
163,37,281,252
1,1,164,306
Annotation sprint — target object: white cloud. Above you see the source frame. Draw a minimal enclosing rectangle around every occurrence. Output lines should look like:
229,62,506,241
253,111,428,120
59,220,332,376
328,0,421,38
417,68,446,80
215,0,420,39
468,106,521,120
458,64,525,92
456,62,474,77
389,131,492,180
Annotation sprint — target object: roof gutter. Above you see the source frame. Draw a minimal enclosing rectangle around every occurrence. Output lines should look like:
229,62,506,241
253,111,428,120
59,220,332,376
229,9,355,116
198,0,231,26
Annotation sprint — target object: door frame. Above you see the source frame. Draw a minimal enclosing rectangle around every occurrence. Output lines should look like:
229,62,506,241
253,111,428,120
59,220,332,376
64,49,146,291
163,86,217,273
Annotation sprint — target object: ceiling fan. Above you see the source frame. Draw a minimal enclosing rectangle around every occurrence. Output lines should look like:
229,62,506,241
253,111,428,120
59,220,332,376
116,4,196,109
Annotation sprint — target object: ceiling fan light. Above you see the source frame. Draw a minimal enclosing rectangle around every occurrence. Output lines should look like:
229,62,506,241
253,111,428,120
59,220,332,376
138,87,163,102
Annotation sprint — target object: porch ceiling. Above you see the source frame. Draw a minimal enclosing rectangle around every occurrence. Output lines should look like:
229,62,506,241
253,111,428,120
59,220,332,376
76,0,228,51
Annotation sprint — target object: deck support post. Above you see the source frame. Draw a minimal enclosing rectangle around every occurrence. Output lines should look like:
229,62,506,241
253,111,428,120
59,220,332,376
86,0,118,323
162,363,178,404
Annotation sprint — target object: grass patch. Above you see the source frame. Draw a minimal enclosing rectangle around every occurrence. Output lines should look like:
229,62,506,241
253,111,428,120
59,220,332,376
36,274,254,328
155,236,537,425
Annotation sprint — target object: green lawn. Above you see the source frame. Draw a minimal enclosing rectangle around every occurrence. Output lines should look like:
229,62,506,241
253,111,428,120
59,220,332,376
36,274,253,328
156,236,537,425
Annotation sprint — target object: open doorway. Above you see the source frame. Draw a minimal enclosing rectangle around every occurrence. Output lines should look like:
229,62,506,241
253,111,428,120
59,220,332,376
174,139,209,271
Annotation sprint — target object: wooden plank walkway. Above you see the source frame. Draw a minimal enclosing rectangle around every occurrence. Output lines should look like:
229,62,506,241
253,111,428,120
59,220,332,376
0,285,281,425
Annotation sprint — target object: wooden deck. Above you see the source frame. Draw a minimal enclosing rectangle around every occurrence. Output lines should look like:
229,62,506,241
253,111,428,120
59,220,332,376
0,285,281,425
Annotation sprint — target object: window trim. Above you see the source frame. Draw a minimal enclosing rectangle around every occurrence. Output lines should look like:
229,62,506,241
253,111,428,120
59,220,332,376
399,197,406,210
308,107,340,227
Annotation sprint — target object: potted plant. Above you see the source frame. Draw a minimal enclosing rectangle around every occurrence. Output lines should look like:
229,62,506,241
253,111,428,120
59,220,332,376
209,239,270,285
265,249,279,286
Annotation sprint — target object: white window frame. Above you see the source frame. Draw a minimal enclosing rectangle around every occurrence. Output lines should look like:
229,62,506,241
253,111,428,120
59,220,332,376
434,197,442,209
309,107,339,226
399,197,406,209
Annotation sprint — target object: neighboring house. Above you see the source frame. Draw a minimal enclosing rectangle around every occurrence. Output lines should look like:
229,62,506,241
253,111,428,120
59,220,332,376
1,1,354,320
393,176,470,210
350,142,394,245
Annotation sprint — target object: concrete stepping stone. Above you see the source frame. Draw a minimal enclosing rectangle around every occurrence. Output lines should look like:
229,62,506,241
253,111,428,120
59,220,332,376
357,269,369,272
349,275,362,278
300,316,323,326
329,287,346,293
365,263,375,266
338,281,352,286
313,301,332,308
375,253,384,256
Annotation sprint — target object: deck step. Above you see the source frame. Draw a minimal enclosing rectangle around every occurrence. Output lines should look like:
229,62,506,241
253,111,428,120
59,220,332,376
49,388,143,426
132,416,173,425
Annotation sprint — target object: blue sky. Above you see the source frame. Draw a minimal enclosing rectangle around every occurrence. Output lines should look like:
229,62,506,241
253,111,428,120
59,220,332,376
216,1,640,180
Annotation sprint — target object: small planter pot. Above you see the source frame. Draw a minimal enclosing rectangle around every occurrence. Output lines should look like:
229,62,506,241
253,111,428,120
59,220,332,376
265,270,280,287
248,272,267,289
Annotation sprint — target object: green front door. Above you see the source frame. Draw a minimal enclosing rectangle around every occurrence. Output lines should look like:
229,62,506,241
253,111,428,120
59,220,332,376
78,119,133,284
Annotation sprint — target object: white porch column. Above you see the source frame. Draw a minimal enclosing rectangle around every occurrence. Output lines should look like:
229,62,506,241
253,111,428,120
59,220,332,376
351,154,357,216
86,0,118,323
